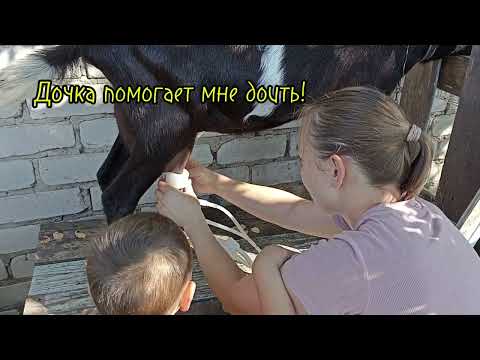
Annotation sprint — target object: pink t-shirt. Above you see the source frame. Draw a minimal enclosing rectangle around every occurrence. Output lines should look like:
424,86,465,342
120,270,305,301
281,197,480,315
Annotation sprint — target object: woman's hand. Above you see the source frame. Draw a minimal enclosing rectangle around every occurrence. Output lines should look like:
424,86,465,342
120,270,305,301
156,180,205,231
187,160,230,195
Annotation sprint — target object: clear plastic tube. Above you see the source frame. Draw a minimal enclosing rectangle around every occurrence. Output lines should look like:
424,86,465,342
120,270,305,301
161,170,262,254
199,199,261,253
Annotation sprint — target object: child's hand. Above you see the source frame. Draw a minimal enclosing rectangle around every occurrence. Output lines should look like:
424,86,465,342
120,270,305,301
156,180,205,231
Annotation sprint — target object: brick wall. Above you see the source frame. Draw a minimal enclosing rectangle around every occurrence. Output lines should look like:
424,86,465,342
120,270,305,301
0,46,459,314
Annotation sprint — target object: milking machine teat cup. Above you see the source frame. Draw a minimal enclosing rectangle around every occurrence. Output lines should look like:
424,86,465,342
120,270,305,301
160,169,260,269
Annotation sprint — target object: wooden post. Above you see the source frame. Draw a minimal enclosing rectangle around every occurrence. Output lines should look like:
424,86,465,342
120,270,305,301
438,56,470,97
436,45,480,223
400,60,442,129
457,187,480,248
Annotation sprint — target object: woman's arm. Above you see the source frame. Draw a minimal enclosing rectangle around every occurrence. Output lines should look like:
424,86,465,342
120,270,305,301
218,179,340,237
252,245,299,315
188,161,341,238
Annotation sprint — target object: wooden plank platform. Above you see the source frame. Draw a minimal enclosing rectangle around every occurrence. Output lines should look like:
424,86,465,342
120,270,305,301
24,186,320,315
25,232,318,315
32,183,309,265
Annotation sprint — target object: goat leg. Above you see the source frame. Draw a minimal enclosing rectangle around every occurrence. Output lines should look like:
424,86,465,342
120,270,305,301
97,135,130,192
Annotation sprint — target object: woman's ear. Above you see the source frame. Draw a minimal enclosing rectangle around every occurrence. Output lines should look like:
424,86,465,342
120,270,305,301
179,281,196,313
330,154,346,189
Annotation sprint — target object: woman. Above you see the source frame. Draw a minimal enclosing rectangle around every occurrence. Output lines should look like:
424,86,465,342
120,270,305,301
156,86,480,315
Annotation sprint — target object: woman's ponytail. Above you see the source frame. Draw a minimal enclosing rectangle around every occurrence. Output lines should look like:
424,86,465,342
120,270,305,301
400,129,433,200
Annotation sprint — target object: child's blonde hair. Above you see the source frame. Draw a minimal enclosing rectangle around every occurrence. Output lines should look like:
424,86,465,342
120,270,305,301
86,212,193,315
301,86,433,200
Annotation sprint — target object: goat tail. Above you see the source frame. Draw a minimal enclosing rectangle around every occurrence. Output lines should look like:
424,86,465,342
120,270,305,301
0,45,85,107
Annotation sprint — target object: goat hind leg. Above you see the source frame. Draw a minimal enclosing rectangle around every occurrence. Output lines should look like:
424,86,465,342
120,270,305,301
97,103,136,192
97,135,130,192
101,148,164,224
101,137,196,224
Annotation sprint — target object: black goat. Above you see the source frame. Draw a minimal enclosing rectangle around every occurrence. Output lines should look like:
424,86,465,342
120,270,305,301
0,45,470,223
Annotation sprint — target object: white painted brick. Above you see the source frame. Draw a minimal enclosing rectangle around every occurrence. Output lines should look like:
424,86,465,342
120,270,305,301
425,160,444,194
39,153,107,186
0,188,87,225
290,132,299,157
90,187,103,211
92,185,157,209
0,309,19,315
0,117,16,126
0,281,31,308
79,117,118,148
0,225,40,254
0,123,75,158
0,103,22,119
10,253,35,278
192,144,213,166
27,84,113,119
433,136,450,160
216,166,250,182
445,97,459,115
430,114,455,138
0,160,35,191
217,135,287,165
431,96,448,113
252,160,301,186
0,45,43,69
435,89,452,100
0,259,7,280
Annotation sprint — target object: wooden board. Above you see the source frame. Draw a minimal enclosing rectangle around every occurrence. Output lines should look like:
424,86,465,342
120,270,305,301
34,182,309,265
457,187,480,247
25,257,221,315
438,56,470,97
436,46,480,223
35,208,296,266
25,181,316,315
25,228,320,315
36,219,106,266
400,59,441,129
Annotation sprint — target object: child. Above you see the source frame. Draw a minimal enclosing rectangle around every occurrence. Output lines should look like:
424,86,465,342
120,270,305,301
86,212,196,315
156,86,480,315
